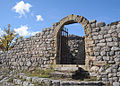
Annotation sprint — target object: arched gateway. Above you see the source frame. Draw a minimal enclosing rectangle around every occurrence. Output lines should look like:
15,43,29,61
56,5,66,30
54,14,93,66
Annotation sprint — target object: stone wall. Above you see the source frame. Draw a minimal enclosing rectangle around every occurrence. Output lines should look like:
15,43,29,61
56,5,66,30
67,35,85,65
0,27,55,70
89,20,120,84
0,14,120,84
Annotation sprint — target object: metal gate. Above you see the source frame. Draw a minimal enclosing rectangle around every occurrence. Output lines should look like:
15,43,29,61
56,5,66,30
59,27,69,64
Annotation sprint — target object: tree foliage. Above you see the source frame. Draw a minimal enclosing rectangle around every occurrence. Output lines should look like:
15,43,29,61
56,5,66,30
0,24,23,52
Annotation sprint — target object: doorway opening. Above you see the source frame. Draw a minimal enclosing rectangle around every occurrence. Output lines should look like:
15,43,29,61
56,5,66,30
57,23,86,65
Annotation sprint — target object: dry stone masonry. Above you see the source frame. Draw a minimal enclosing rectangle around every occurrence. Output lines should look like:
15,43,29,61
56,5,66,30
0,14,120,85
67,35,85,65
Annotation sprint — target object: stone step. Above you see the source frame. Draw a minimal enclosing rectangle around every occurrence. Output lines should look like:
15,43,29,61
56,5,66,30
17,73,105,86
50,71,73,78
51,67,90,79
55,66,79,72
54,65,88,72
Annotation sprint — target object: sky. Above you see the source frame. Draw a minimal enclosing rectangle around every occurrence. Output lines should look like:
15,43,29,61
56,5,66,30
0,0,120,37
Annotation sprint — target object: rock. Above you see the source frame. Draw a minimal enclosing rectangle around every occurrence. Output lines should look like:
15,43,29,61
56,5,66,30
26,77,32,82
108,61,115,64
117,72,120,76
43,79,52,86
89,20,97,24
112,69,117,73
26,61,31,66
107,42,118,47
31,77,39,83
90,66,99,72
102,78,108,81
100,51,106,56
106,67,112,73
113,82,120,86
91,23,96,28
0,75,3,80
114,57,120,62
113,77,119,82
111,47,120,51
97,56,103,61
94,52,100,56
104,34,111,38
103,56,109,61
96,22,106,27
97,43,106,46
106,38,112,42
16,79,22,85
94,47,101,52
109,51,115,56
93,36,98,40
23,81,29,86
98,35,103,39
108,73,112,78
29,83,35,86
99,67,105,72
52,80,60,86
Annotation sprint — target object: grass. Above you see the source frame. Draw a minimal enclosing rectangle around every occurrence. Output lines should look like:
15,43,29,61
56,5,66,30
84,76,98,81
7,77,14,82
22,69,53,78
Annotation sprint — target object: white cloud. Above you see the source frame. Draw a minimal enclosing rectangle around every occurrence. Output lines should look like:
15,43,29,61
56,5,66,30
14,25,39,36
36,15,44,21
12,1,32,17
0,28,5,37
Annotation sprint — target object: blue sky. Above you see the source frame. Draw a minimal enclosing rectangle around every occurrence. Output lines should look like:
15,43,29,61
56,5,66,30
0,0,120,37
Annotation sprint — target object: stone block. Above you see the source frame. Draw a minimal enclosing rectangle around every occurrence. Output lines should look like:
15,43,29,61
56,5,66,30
92,27,100,32
107,42,118,47
99,39,105,43
23,81,29,86
89,20,97,24
113,82,120,86
104,34,111,38
97,43,106,46
99,67,105,72
101,51,107,56
114,57,120,62
97,56,103,61
93,61,106,66
103,56,109,61
94,52,100,56
117,72,120,76
93,36,99,40
103,47,110,52
109,51,115,56
93,47,101,52
96,22,106,27
108,73,112,78
112,68,117,73
98,35,103,39
113,77,119,82
90,66,99,72
111,47,120,51
106,38,112,42
102,78,108,81
108,61,115,64
91,23,96,28
52,80,60,86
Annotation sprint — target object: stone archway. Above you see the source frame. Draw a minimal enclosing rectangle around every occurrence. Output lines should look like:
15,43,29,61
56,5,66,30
54,14,92,66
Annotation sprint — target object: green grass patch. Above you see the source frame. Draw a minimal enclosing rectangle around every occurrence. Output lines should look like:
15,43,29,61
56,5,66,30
22,69,53,78
84,76,98,81
8,77,14,82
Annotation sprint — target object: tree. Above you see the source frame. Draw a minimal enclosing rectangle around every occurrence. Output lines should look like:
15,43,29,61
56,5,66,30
0,24,23,52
